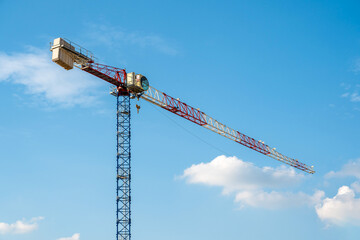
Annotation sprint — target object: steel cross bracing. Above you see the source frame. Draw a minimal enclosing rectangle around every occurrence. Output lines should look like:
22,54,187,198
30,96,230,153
116,92,131,240
141,86,315,174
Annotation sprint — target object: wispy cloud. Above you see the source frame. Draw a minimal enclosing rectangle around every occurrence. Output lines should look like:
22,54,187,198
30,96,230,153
180,155,320,209
57,233,80,240
353,58,360,73
0,217,44,235
350,92,360,102
341,86,360,103
340,59,360,104
87,24,178,56
326,159,360,179
0,49,101,107
316,185,360,226
351,182,360,193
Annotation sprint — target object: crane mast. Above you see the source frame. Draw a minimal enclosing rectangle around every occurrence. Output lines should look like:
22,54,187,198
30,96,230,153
50,38,315,240
116,91,131,240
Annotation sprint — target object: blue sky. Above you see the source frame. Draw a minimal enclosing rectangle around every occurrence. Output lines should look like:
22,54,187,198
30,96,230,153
1,0,360,239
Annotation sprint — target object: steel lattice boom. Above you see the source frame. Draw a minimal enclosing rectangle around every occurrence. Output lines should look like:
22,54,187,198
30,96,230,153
141,86,315,174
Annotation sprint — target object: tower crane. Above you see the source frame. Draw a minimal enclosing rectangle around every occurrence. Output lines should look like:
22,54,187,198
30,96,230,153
50,38,315,240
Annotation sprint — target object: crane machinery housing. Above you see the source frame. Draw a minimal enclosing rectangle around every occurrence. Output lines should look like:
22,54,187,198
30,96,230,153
50,37,315,240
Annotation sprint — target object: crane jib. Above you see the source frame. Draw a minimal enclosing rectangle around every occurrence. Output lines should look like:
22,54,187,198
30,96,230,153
140,85,314,174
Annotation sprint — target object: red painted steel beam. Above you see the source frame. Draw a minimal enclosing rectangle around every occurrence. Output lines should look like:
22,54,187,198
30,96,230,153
235,131,271,155
81,63,126,87
162,93,207,126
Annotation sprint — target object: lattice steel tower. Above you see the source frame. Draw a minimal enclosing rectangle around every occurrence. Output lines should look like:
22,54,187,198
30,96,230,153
116,91,131,240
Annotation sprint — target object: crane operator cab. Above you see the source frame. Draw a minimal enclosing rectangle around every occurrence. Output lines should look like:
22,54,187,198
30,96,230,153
126,72,149,94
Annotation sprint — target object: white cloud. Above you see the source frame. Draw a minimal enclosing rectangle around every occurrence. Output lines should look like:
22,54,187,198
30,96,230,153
0,217,44,235
181,155,319,209
235,189,324,209
316,185,360,226
87,24,178,56
326,159,360,179
0,49,101,107
57,233,80,240
181,155,304,193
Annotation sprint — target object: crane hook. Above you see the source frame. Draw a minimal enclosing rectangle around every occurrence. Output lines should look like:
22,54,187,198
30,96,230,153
136,104,141,114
